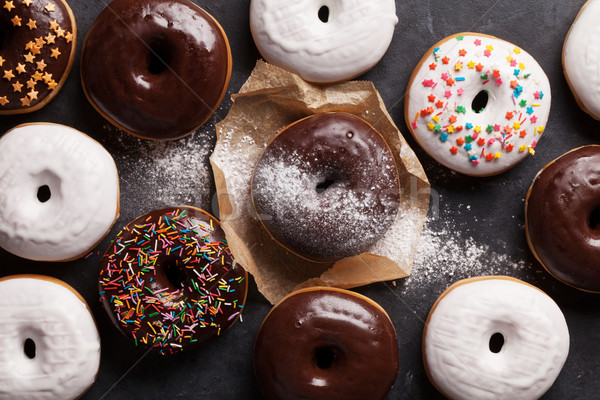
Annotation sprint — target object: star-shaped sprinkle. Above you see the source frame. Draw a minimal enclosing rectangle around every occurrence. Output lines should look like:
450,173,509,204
457,88,465,96
45,33,56,44
32,71,43,81
477,137,486,146
0,96,8,105
519,99,527,107
64,31,73,43
45,2,55,12
0,56,4,67
25,41,35,51
526,106,534,115
486,125,494,133
450,146,458,154
55,26,65,37
444,90,452,98
519,62,525,70
36,59,46,70
47,79,57,89
513,69,520,76
440,133,449,142
467,61,475,69
30,45,41,56
484,50,491,57
20,96,31,106
11,15,21,26
514,47,521,54
28,89,38,100
3,70,14,81
23,52,35,63
458,49,467,57
15,63,26,74
446,78,455,86
435,100,445,109
456,35,464,41
429,63,437,70
22,0,32,6
49,20,59,30
474,126,482,133
474,39,482,46
519,145,527,152
35,37,46,47
531,115,538,123
50,47,61,59
513,122,521,130
520,130,527,138
475,63,484,72
42,71,52,82
26,78,36,88
534,91,543,99
504,125,513,134
26,19,37,30
456,137,465,145
447,125,455,133
456,105,466,114
465,122,473,129
441,72,449,80
428,94,436,102
427,123,435,131
442,56,450,64
3,1,15,11
494,124,501,131
507,56,514,63
432,115,440,123
12,81,23,92
449,115,457,123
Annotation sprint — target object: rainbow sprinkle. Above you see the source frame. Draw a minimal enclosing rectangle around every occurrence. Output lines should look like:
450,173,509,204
98,207,247,355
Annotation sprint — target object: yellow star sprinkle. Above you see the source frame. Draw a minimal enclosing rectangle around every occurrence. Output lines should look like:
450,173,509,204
0,96,9,106
28,89,38,100
486,45,494,52
36,59,47,71
514,47,521,54
3,69,15,81
20,96,31,106
474,126,482,133
518,62,525,70
50,47,61,59
12,81,23,92
3,1,15,11
26,19,37,30
447,125,455,133
528,147,535,155
32,71,43,81
427,123,435,131
23,52,35,63
22,0,32,6
432,115,440,123
26,78,36,89
11,15,21,26
47,79,57,90
15,63,26,74
45,2,55,12
45,33,56,44
513,122,521,130
467,60,475,69
49,20,59,30
506,56,513,63
454,62,463,71
519,145,527,152
64,31,73,43
494,153,503,159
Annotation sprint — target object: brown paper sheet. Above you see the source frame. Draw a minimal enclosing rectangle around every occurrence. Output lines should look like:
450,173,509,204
210,60,430,304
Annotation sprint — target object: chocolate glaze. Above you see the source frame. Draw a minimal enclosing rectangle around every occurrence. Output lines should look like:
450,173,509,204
251,113,401,262
526,145,600,291
254,288,399,400
81,0,231,140
0,0,75,114
98,207,248,355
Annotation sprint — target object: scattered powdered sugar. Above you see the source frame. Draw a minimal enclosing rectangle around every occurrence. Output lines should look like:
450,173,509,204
400,216,531,295
104,124,215,212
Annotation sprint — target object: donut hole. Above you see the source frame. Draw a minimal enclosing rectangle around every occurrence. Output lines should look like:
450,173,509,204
37,185,51,203
471,90,489,113
165,258,186,289
489,332,505,353
316,179,335,194
24,338,36,359
318,6,330,23
147,36,173,75
589,207,600,230
314,345,337,369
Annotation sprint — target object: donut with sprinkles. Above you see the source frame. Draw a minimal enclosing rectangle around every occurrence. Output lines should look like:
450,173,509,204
98,206,248,355
405,33,551,176
0,0,76,114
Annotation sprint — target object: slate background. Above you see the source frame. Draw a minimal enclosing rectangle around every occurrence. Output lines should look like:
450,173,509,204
0,0,598,399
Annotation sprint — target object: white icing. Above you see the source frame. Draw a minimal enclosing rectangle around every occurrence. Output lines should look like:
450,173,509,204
424,277,569,400
563,0,600,119
249,0,398,83
0,277,100,400
0,123,119,261
406,33,551,176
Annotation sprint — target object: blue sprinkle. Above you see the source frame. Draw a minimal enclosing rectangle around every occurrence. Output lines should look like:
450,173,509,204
440,133,448,142
514,69,520,76
526,106,534,115
465,122,473,129
456,77,465,81
464,143,473,151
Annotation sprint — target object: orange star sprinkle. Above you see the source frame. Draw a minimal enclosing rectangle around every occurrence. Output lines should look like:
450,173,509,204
26,19,37,30
12,81,23,92
64,31,73,43
0,56,5,67
47,79,57,90
475,63,484,72
458,49,467,57
20,96,31,106
15,63,26,74
442,56,450,64
3,1,15,11
22,0,33,6
0,96,9,106
26,78,36,89
11,15,21,26
3,70,15,81
42,72,52,82
45,2,55,12
24,41,35,51
49,19,59,30
28,89,38,100
23,52,35,63
505,112,514,120
50,47,61,59
55,26,65,37
35,37,46,47
32,71,43,81
36,59,47,71
45,33,56,44
30,45,41,56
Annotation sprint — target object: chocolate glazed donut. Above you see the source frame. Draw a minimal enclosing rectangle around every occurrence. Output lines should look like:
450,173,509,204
526,145,600,292
81,0,231,140
251,112,401,262
254,287,399,400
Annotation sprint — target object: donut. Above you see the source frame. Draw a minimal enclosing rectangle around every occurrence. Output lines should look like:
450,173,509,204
0,123,120,262
405,33,551,176
423,276,569,400
249,0,398,83
81,0,232,140
525,145,600,292
254,287,399,400
98,206,248,355
251,112,400,262
0,274,100,400
563,0,600,120
0,0,76,114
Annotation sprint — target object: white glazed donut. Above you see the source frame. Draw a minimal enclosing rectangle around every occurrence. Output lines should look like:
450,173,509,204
249,0,398,83
405,33,551,176
0,123,120,261
423,276,569,400
563,0,600,120
0,275,101,400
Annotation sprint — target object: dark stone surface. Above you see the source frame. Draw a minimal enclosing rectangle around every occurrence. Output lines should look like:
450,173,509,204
0,0,597,399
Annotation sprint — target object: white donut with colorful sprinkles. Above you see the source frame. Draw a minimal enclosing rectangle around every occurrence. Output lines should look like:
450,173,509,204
405,33,551,176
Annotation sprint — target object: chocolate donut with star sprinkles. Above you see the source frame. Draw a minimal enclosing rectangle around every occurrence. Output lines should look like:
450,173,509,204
0,0,75,114
98,207,248,355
